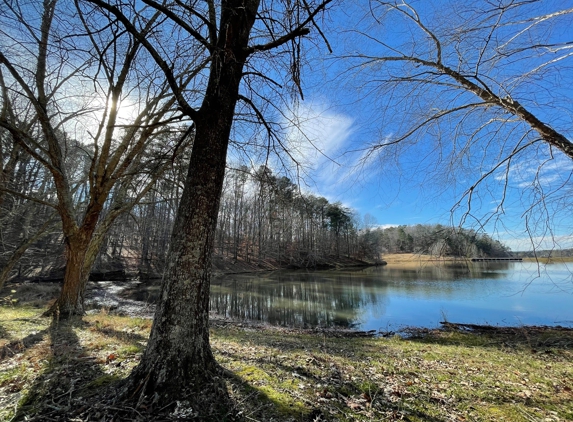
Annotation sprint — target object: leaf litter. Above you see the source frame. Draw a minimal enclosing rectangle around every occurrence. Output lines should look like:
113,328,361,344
0,300,572,421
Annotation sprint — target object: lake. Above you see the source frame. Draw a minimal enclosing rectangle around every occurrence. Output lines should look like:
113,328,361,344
210,262,573,331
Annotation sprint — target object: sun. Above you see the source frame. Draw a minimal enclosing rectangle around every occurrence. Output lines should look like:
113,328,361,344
68,91,143,144
87,92,140,128
112,97,139,125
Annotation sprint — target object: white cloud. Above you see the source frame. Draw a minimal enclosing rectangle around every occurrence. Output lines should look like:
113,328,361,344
376,224,401,229
280,98,354,194
495,153,573,189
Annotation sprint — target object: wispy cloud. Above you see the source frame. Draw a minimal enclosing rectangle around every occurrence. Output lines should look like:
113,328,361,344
280,98,354,195
495,153,573,189
516,174,561,188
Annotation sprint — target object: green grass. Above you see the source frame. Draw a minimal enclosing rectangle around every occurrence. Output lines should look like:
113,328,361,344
211,325,573,421
1,303,572,421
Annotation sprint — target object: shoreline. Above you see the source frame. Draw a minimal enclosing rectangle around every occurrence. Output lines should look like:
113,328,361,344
10,252,572,285
208,313,573,339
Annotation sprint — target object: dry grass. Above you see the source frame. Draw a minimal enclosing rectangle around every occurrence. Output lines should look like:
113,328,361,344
1,300,572,421
384,253,573,266
382,253,466,267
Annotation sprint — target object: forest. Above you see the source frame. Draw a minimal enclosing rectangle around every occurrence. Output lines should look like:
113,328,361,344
1,157,512,284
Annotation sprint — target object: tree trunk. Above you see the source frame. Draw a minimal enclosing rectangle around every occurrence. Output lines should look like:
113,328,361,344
49,220,109,318
124,119,231,411
52,235,91,317
123,2,259,414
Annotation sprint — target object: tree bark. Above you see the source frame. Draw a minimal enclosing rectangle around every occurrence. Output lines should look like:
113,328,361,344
50,231,93,317
123,0,259,414
49,202,108,317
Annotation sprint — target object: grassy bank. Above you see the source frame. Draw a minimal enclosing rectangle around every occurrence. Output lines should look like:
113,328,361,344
1,302,572,421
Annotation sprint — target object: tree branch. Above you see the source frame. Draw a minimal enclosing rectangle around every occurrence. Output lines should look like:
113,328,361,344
245,0,334,54
141,0,213,51
85,0,199,119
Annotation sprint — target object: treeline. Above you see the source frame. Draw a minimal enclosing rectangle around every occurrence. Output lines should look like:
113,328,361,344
216,166,358,266
1,152,511,283
359,224,511,259
110,164,363,274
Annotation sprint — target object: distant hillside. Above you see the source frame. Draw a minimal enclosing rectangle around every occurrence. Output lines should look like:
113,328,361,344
513,248,573,258
360,224,511,259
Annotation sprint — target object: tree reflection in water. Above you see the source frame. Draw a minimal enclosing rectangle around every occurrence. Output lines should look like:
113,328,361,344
210,263,512,329
210,271,375,328
121,262,571,330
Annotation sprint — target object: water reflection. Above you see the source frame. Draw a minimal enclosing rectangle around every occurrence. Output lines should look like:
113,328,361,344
210,271,385,328
210,262,573,329
116,262,572,330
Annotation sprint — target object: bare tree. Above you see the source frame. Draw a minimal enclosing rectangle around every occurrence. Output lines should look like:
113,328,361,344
0,0,193,310
85,0,334,414
347,0,573,245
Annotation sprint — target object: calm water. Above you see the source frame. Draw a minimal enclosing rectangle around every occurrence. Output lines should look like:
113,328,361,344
210,262,573,330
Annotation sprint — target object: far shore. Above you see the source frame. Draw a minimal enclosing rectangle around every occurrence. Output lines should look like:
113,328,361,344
382,253,462,265
382,252,573,265
9,252,572,286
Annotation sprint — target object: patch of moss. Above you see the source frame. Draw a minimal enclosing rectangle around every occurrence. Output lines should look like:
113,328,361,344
118,343,142,355
86,374,122,389
0,366,24,386
236,365,307,417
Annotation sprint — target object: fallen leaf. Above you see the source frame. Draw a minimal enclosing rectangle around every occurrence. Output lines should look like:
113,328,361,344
346,400,365,410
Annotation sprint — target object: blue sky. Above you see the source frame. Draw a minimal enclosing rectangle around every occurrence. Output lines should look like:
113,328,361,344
266,0,573,252
4,1,569,252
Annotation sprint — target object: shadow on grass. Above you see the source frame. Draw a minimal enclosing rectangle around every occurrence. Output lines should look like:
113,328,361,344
12,318,111,421
401,324,573,350
222,367,316,422
222,357,449,422
215,337,448,422
92,324,148,344
0,326,49,361
0,324,9,339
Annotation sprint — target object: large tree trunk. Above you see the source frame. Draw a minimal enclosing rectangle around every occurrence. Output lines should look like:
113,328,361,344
124,117,232,412
123,1,259,415
50,210,123,318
